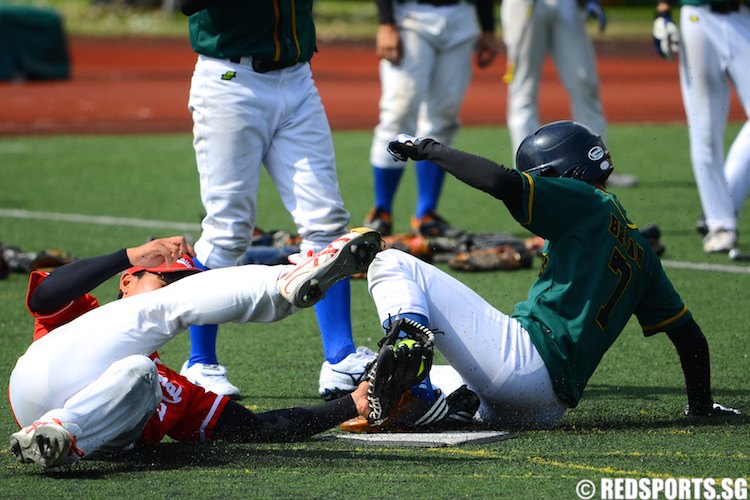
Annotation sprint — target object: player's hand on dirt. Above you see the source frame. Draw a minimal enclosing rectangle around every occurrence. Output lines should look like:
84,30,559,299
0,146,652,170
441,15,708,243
584,0,607,33
388,134,426,162
652,8,679,60
126,236,195,269
474,32,500,69
684,402,742,418
376,24,402,64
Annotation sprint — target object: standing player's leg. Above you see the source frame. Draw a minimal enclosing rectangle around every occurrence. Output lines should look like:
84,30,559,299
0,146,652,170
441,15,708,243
265,63,376,401
182,56,276,397
413,15,476,237
550,0,639,187
725,122,750,217
366,249,567,429
367,24,435,235
679,7,737,252
181,259,241,398
722,11,750,226
504,0,549,155
549,0,606,141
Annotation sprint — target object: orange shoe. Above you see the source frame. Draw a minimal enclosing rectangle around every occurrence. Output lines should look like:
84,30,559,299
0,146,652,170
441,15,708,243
411,211,465,238
363,208,393,236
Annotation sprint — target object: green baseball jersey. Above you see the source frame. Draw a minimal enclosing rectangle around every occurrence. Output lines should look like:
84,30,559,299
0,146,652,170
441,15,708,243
508,172,692,407
188,0,317,64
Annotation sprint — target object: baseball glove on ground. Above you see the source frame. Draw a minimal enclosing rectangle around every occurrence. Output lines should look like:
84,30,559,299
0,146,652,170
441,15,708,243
449,244,533,272
366,318,435,425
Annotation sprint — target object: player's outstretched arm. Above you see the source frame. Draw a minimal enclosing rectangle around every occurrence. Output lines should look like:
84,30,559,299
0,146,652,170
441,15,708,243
388,135,523,208
666,319,741,417
213,382,370,443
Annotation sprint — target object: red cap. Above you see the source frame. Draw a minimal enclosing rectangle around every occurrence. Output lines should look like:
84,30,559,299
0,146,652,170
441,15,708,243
125,254,202,276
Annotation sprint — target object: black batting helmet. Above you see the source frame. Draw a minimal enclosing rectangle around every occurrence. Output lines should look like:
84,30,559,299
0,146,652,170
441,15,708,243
515,121,613,184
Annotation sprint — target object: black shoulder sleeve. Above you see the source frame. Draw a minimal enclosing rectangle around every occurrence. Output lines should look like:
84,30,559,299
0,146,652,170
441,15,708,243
417,139,524,212
376,0,396,25
213,396,359,443
665,318,714,414
475,0,496,32
28,249,131,314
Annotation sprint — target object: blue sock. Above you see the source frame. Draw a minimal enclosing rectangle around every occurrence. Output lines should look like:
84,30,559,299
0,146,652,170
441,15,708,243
187,257,219,366
373,165,405,212
315,278,355,364
382,312,429,330
382,313,437,403
415,160,446,218
411,376,438,403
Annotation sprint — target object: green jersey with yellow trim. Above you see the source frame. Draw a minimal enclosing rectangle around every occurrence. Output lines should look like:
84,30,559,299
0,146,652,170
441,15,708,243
188,0,316,64
508,173,692,407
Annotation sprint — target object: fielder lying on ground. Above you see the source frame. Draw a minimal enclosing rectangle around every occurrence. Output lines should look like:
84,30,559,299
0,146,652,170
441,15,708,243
8,230,382,468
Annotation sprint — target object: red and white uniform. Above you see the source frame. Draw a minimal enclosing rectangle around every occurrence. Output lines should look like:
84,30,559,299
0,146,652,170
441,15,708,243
8,264,296,458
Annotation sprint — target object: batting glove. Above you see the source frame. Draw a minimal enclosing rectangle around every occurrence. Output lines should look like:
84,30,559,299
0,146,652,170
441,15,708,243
684,402,742,418
652,10,679,60
584,0,607,33
387,134,425,162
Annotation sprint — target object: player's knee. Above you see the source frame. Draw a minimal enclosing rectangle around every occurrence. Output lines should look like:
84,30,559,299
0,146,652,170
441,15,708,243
110,355,161,410
367,248,410,281
112,354,156,376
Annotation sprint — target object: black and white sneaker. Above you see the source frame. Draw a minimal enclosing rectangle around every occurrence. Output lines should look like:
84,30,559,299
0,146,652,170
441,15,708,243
340,385,480,433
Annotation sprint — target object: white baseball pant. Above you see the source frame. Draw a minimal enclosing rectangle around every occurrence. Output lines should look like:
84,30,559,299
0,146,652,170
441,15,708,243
367,249,567,429
370,2,479,168
189,55,350,268
679,5,750,232
503,0,607,155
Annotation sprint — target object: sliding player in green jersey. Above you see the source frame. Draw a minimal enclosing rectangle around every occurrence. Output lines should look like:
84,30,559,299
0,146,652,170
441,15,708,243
367,121,741,429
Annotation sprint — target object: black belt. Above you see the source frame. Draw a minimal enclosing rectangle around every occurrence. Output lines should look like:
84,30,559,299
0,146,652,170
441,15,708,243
415,0,460,6
709,0,741,13
228,57,296,73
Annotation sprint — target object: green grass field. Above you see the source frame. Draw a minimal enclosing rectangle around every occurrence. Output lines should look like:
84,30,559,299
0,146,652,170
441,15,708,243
1,125,748,498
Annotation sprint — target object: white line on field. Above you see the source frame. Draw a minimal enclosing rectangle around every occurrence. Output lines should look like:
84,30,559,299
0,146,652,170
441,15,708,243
660,259,750,275
3,208,750,275
0,208,200,232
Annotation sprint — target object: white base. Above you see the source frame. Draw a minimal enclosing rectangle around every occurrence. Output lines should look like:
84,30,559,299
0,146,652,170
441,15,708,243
317,430,515,448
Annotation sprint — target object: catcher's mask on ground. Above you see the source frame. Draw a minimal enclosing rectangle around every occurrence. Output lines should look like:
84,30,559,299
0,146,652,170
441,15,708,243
119,254,201,298
515,120,614,185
